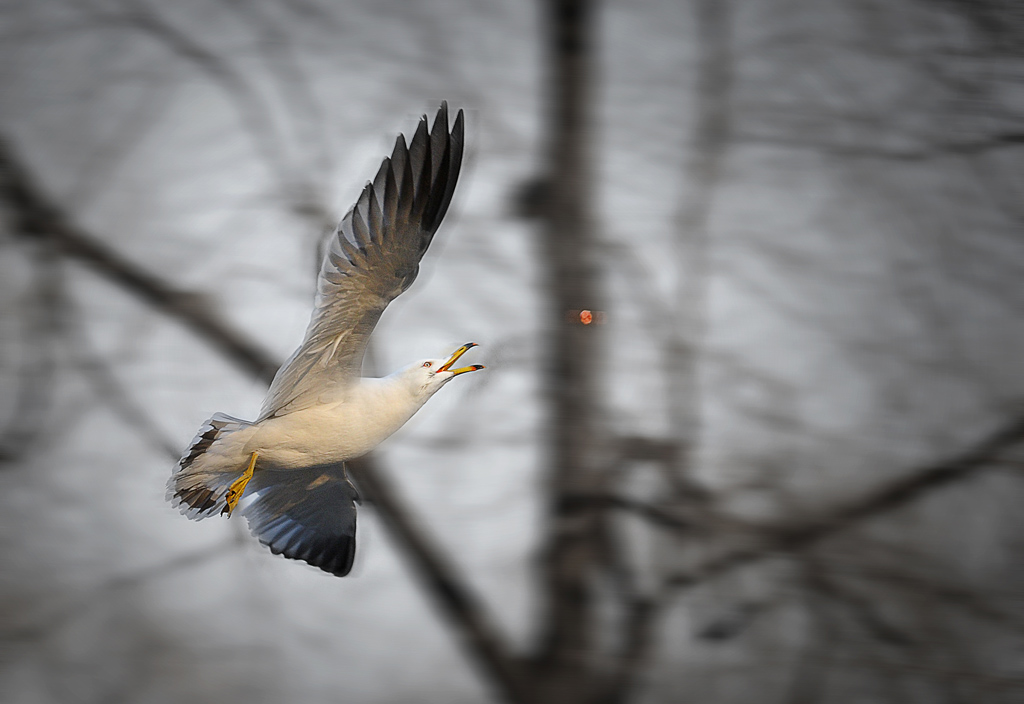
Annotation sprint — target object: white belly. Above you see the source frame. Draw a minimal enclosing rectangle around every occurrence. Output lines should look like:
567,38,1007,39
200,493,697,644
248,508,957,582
244,381,423,469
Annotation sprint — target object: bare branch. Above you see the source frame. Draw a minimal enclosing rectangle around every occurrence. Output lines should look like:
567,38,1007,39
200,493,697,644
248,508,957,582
774,414,1024,547
598,597,660,704
109,0,293,187
733,130,1024,161
0,244,59,464
0,134,282,383
561,492,693,533
667,0,735,489
61,292,181,462
666,412,1024,588
0,129,529,704
804,564,916,647
3,538,241,645
347,457,533,703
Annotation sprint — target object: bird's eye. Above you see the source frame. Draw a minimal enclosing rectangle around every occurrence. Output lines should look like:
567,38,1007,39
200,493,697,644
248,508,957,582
422,362,432,368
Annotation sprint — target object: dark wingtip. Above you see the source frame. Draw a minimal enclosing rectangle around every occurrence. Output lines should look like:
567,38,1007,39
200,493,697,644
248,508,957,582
330,103,465,288
254,516,357,577
418,101,464,235
453,107,465,141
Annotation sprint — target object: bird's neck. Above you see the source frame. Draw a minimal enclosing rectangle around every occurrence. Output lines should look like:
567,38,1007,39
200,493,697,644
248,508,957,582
356,375,432,425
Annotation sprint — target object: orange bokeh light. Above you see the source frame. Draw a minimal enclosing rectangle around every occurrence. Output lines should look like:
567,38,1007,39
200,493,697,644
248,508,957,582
579,310,593,325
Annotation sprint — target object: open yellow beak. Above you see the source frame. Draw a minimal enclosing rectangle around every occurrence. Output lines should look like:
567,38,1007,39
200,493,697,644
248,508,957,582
438,342,484,376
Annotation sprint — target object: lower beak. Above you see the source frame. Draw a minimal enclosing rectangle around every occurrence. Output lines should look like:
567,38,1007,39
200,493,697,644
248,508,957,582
438,342,484,375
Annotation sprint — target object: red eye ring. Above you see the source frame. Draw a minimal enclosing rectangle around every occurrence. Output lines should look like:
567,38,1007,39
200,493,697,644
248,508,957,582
422,362,432,368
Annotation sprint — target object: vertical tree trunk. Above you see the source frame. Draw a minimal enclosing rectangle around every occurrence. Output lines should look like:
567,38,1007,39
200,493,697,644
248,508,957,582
535,0,605,701
668,0,733,484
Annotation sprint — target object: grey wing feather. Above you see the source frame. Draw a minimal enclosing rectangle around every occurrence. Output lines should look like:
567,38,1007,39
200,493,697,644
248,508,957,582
240,464,361,577
259,103,465,419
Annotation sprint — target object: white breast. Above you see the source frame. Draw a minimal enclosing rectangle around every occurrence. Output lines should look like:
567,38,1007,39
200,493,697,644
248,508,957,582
245,377,426,469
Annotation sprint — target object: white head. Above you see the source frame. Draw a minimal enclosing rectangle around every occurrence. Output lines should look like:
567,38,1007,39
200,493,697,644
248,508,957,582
397,342,484,399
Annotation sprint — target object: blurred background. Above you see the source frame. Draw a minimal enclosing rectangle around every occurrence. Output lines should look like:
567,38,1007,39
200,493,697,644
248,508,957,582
2,0,1023,702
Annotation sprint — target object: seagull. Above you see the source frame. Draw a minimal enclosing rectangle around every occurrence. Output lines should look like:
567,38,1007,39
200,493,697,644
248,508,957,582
168,103,481,577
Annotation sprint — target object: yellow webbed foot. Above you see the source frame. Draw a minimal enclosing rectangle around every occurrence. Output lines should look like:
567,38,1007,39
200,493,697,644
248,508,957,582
223,451,257,517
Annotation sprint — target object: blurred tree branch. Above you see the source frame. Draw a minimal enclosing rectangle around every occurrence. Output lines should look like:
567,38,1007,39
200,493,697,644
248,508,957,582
0,134,282,383
105,0,328,220
665,411,1024,591
0,130,531,704
668,0,733,489
0,243,59,463
2,538,243,646
61,290,182,461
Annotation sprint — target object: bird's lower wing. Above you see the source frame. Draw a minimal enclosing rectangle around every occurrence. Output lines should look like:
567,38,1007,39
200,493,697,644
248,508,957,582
239,464,361,577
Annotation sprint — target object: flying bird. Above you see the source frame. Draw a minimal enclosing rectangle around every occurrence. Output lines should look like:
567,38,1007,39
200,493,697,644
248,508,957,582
168,103,481,576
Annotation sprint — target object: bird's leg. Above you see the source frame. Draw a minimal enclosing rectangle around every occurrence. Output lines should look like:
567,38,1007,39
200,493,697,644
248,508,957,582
223,451,257,517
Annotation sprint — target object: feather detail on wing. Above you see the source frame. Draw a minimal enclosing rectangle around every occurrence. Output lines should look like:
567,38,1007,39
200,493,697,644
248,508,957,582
259,103,464,420
239,464,361,577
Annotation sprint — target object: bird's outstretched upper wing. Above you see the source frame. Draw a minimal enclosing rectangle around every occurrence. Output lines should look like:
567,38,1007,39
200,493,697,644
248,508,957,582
259,103,464,420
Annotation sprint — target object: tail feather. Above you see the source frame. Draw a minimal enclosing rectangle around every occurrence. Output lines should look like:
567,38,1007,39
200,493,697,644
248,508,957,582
169,415,360,577
168,413,255,520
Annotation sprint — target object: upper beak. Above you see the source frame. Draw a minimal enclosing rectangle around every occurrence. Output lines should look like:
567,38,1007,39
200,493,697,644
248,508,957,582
438,342,484,376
